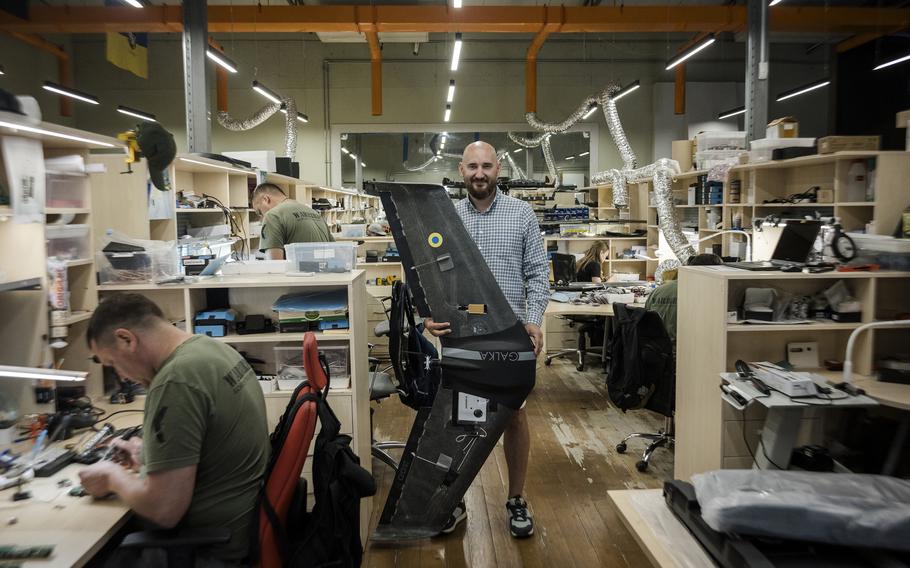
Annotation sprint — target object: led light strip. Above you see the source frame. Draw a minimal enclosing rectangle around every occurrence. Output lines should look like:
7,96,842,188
666,35,716,70
874,52,910,71
451,33,463,72
717,106,746,120
206,48,238,74
776,79,830,102
117,105,157,122
0,119,116,147
179,157,251,174
43,81,99,105
0,365,87,382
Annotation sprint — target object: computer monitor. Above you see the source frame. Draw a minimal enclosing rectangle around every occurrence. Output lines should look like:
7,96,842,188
771,219,821,264
551,253,577,285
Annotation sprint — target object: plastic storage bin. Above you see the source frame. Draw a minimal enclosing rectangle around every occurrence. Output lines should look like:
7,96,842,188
851,234,910,271
695,131,747,152
695,150,746,170
46,224,91,261
340,224,366,238
749,138,816,163
274,344,350,389
284,242,357,273
46,173,87,208
97,247,181,283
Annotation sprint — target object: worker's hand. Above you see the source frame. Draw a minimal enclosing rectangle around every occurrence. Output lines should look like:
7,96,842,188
424,317,452,337
107,437,143,471
525,323,543,356
78,461,121,498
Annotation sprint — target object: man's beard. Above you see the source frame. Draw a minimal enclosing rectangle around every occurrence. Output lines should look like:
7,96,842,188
466,177,495,201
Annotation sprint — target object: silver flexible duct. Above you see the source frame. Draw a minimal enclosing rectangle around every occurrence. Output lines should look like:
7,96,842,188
216,97,299,158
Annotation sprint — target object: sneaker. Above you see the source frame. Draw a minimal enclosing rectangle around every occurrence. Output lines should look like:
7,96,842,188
506,495,534,538
439,501,467,535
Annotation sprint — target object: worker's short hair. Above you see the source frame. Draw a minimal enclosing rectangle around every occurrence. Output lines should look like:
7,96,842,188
87,293,165,347
687,253,724,266
251,183,287,202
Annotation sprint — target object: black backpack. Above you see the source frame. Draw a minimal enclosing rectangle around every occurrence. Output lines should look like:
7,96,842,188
260,359,377,568
606,303,676,417
389,281,441,410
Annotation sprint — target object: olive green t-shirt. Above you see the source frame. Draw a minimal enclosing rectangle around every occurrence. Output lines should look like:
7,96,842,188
260,199,334,253
644,280,678,347
142,335,268,561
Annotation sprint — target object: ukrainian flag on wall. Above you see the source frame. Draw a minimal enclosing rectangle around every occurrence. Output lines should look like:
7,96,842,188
106,31,148,79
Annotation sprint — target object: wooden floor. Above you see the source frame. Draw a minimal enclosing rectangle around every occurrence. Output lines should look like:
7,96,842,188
364,358,673,568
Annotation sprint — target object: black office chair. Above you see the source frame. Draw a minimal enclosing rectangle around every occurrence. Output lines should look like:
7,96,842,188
607,303,675,472
545,253,606,372
367,296,407,470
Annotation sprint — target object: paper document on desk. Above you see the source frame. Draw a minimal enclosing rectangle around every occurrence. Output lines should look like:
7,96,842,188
751,362,818,397
549,291,580,303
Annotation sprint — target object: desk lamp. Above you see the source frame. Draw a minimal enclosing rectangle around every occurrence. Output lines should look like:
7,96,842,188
843,320,910,385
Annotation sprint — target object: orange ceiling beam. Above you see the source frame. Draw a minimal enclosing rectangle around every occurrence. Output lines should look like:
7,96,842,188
364,29,382,116
525,7,564,114
1,6,907,35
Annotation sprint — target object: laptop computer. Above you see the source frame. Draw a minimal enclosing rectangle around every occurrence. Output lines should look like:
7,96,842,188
727,219,821,271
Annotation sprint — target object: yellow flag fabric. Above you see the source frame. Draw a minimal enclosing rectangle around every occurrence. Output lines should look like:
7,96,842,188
106,32,148,79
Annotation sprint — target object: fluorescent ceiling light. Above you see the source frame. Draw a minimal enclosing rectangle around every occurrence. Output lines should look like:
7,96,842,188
0,365,86,382
206,48,238,73
349,153,357,160
717,106,746,120
769,0,783,5
565,155,575,160
0,119,116,147
252,80,282,105
451,33,462,72
279,108,309,123
444,104,452,122
117,105,156,122
179,157,249,174
665,34,716,70
447,79,456,103
341,147,350,154
613,80,640,102
360,161,366,167
513,148,523,154
42,81,99,105
0,65,5,75
579,151,590,157
874,52,910,71
120,0,144,7
454,0,462,7
776,78,830,102
582,105,597,119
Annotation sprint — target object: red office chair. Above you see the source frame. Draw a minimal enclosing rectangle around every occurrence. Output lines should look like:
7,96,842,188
257,331,327,568
120,333,327,568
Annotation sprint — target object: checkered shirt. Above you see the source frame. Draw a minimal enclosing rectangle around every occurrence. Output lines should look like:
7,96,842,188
455,190,549,327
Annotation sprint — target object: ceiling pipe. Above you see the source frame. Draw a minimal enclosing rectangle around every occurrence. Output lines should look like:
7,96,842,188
208,37,229,113
3,6,906,35
525,6,564,114
5,32,73,117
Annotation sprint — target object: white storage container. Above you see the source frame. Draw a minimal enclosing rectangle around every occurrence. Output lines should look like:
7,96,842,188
695,131,747,152
340,224,366,238
284,242,357,273
46,173,87,209
186,224,232,239
46,224,91,261
274,344,350,384
695,150,746,170
749,137,816,163
96,247,181,284
851,234,910,271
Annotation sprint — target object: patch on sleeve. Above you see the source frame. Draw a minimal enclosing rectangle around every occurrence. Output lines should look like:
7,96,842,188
222,360,251,393
152,406,168,443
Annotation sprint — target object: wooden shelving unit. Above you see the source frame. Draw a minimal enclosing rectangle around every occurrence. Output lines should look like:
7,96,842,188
675,266,910,480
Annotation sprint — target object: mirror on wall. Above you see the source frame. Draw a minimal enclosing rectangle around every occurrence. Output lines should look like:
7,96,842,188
339,131,592,190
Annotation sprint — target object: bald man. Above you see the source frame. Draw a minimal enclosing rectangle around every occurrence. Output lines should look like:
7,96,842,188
425,141,549,539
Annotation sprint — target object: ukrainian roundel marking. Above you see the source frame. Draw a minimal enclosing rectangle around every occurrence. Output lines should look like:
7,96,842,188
428,232,443,248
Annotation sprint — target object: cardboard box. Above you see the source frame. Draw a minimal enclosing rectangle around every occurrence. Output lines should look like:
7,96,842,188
672,140,694,171
817,136,881,154
766,117,799,139
816,188,834,203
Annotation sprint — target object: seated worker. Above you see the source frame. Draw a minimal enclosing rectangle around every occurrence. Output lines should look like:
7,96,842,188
79,293,269,566
645,253,723,345
576,240,609,283
251,182,334,260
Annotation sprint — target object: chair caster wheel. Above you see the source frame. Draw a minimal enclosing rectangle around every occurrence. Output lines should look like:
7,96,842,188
635,460,649,472
576,364,585,372
616,443,627,454
544,359,552,366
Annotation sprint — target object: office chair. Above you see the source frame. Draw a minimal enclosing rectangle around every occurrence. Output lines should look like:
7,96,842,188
120,334,327,567
368,295,407,470
545,253,606,372
608,304,675,472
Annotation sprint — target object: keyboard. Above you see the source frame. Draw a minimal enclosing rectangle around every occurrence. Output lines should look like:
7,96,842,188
33,447,76,477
